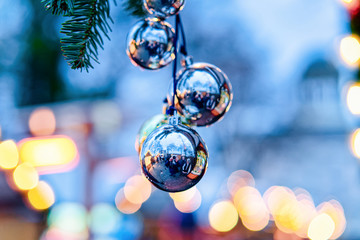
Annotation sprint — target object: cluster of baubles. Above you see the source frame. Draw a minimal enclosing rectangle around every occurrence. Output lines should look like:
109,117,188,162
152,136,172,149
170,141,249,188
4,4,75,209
126,0,233,192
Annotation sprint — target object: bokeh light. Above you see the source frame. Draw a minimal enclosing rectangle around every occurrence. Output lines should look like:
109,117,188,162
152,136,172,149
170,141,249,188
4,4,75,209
234,186,269,231
13,163,39,190
18,136,78,174
173,187,202,213
209,200,238,232
227,170,255,196
340,35,360,66
264,186,293,214
27,181,55,210
317,201,346,239
29,108,56,136
89,203,122,235
293,189,317,238
340,0,360,11
124,175,152,204
48,203,88,234
307,213,335,240
233,186,259,208
350,128,360,158
264,186,303,233
115,188,142,214
0,140,19,169
346,83,360,115
242,213,269,233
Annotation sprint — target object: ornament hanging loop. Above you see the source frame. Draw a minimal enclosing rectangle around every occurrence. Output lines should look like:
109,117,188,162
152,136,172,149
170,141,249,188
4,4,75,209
169,112,180,125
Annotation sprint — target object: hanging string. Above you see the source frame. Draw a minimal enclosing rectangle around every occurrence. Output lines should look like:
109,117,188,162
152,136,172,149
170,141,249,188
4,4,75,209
178,14,188,57
166,14,189,116
168,14,180,116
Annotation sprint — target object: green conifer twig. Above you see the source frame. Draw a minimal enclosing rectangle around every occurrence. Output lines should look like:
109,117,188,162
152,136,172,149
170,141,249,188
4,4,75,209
60,0,113,71
42,0,74,15
42,0,145,71
123,0,146,18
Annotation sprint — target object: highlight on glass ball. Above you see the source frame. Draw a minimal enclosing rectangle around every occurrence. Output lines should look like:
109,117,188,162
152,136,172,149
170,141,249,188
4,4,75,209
135,114,192,153
143,0,185,19
168,62,233,126
126,18,175,70
140,123,208,192
135,114,166,153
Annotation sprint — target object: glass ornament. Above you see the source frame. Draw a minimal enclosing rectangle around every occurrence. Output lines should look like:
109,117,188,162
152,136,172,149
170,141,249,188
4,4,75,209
140,121,208,192
143,0,185,19
126,18,175,70
168,61,233,126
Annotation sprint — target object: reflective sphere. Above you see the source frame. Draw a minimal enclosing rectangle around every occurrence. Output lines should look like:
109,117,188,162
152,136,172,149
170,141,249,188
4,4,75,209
140,124,208,192
168,62,233,126
126,18,175,70
144,0,185,19
135,114,192,153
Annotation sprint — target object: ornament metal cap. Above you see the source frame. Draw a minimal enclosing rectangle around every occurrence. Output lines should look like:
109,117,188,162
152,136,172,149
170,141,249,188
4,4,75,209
168,112,180,125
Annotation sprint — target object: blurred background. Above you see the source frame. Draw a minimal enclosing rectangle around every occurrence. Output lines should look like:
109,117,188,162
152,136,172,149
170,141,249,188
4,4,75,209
1,0,360,239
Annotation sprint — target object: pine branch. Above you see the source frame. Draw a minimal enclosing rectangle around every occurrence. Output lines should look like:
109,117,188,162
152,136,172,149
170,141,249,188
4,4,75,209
123,0,147,18
41,0,146,71
60,0,114,71
42,0,74,15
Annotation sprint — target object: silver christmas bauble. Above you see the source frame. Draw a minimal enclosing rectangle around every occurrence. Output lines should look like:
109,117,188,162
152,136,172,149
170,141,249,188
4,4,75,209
140,123,208,192
168,62,233,126
126,18,175,70
143,0,185,19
